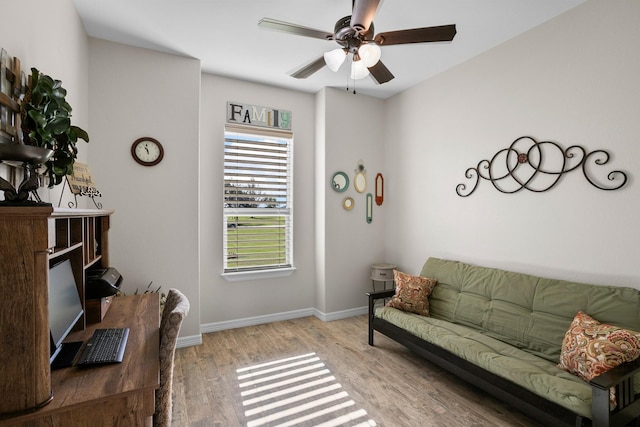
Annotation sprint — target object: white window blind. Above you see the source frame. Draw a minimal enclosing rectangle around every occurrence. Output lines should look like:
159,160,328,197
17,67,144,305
223,124,293,273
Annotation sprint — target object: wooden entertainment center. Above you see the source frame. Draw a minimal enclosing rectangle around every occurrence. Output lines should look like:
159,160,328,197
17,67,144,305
0,206,160,425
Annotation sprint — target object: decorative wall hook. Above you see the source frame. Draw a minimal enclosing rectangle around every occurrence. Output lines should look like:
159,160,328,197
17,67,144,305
456,136,628,197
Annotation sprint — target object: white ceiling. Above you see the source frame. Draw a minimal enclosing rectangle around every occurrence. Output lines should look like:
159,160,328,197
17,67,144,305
73,0,585,99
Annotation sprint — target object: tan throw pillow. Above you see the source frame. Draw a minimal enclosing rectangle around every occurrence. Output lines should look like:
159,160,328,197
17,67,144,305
385,270,437,316
558,311,640,381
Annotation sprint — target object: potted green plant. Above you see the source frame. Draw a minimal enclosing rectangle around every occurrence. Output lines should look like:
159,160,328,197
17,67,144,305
21,67,89,187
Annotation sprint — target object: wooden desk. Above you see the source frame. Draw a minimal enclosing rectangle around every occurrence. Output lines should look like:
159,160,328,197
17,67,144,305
1,294,160,427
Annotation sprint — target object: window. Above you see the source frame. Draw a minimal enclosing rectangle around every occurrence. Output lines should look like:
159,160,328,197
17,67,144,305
223,124,293,277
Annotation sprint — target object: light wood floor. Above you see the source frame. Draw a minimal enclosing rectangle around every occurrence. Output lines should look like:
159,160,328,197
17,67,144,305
171,315,544,427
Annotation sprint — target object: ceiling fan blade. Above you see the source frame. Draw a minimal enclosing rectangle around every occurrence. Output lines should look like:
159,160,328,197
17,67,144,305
351,0,381,33
374,24,456,46
258,18,334,40
290,56,327,79
368,60,394,84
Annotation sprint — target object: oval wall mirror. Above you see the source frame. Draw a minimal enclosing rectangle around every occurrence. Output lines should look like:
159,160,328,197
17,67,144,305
342,197,354,210
331,171,349,192
354,172,366,193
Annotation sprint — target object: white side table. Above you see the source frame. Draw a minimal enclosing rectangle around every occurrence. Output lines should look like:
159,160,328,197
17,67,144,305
371,263,396,291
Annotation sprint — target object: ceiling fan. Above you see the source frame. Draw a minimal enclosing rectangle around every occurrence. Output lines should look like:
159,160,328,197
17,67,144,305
258,0,456,85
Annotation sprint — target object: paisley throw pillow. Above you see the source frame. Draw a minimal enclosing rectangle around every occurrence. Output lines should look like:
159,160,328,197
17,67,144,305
558,310,640,381
385,270,437,316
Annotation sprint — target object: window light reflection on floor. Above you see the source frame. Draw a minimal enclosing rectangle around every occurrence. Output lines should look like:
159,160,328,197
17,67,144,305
237,352,377,427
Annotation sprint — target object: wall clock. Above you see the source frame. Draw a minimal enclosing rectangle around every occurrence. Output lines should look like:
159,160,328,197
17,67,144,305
131,137,164,166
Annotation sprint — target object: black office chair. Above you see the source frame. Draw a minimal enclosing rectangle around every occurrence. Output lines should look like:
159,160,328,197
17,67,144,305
154,288,190,427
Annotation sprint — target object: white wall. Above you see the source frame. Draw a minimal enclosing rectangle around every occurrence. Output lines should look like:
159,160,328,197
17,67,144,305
198,74,317,327
384,1,640,288
0,0,88,131
0,0,89,206
197,79,386,326
87,39,202,341
314,90,327,313
317,88,387,315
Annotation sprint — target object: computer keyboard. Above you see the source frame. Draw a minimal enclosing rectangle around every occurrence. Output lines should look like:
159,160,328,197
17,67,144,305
76,328,129,366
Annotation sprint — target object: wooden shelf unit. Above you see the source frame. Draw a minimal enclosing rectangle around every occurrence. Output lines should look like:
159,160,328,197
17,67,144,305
0,206,114,417
49,209,112,328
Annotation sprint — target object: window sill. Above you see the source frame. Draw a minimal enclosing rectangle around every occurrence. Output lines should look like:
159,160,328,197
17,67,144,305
221,267,296,282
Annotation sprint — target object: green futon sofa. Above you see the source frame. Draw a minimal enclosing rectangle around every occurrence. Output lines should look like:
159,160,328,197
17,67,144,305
368,257,640,427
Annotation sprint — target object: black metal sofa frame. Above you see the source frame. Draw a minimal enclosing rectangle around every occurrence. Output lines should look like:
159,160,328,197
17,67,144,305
368,289,640,427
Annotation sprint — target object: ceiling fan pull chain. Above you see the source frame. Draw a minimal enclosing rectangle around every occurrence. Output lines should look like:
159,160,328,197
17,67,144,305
346,69,350,92
350,57,356,95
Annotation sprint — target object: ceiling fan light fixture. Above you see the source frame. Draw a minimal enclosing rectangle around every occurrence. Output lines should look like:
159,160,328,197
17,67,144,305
358,43,381,67
324,48,347,72
258,3,457,86
350,58,370,80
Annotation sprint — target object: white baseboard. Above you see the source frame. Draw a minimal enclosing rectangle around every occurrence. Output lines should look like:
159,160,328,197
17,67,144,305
200,307,315,333
198,305,368,337
176,334,202,349
313,306,368,321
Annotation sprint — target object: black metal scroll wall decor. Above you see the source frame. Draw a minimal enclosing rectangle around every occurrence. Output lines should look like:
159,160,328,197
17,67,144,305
456,136,628,197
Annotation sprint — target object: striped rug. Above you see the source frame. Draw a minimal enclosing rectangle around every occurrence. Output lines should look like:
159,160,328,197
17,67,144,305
237,352,377,427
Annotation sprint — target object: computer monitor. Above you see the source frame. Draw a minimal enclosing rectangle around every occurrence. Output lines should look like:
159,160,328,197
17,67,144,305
49,259,84,369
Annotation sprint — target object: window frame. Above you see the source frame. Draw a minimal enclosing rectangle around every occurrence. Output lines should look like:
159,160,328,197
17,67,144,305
221,124,295,281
